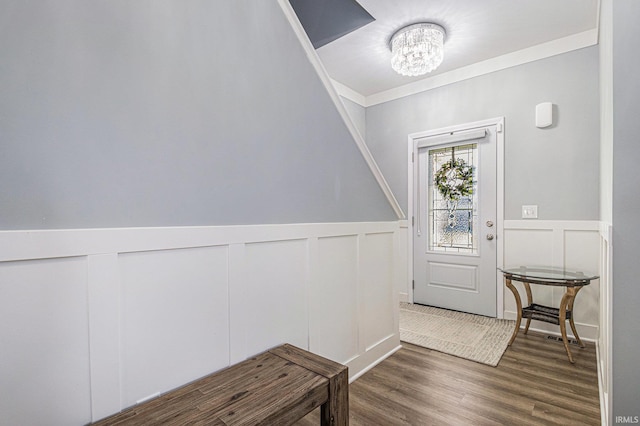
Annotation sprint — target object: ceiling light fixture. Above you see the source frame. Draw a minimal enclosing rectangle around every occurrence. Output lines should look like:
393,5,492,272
390,23,446,77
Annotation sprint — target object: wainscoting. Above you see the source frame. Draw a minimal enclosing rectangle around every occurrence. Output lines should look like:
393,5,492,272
503,220,601,342
0,222,402,425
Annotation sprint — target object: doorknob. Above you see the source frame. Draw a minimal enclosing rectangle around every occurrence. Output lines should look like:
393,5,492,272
486,234,494,240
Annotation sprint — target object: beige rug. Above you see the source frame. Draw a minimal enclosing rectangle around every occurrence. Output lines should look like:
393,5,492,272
400,302,515,367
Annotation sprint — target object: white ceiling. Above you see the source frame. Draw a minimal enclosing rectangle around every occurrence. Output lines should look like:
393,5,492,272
316,0,599,98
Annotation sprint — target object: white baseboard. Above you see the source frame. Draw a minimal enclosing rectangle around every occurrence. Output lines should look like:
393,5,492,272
348,337,402,383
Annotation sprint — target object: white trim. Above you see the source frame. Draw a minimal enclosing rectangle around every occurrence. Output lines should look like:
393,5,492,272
496,121,505,318
407,117,505,317
331,78,367,106
348,344,402,383
598,221,613,426
87,253,121,420
398,219,411,303
0,222,399,262
407,117,505,144
595,0,602,45
334,29,598,107
416,128,487,148
504,219,601,230
277,0,405,219
596,342,609,426
365,333,396,353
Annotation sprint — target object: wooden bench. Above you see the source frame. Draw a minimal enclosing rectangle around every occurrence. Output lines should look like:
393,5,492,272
92,344,348,425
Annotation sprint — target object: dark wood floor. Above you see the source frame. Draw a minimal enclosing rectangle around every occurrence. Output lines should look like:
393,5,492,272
296,331,600,426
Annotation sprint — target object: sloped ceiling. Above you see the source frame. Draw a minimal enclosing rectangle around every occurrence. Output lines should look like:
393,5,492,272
289,0,375,48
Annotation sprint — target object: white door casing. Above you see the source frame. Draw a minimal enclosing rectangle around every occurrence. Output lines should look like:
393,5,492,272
407,118,505,318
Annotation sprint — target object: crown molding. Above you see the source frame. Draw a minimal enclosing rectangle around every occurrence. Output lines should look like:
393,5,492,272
331,29,599,108
331,78,367,106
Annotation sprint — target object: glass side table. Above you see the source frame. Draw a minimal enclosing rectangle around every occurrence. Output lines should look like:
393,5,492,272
499,266,599,363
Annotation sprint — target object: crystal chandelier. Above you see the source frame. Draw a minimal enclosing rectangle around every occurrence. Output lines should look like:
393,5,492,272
390,23,446,77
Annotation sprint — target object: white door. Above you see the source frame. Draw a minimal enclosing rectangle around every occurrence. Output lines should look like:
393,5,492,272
413,124,498,317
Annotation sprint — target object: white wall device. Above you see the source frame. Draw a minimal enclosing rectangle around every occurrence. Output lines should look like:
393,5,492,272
535,102,553,128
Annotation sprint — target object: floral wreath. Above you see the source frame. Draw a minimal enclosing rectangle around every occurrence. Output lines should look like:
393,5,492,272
434,158,474,201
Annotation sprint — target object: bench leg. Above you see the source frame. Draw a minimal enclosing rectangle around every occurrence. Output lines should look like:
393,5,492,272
321,367,349,426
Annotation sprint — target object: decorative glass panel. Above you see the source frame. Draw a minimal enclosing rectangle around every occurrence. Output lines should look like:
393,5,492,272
428,144,478,254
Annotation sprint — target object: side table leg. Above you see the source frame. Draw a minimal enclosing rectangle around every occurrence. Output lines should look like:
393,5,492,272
559,290,575,363
505,277,522,346
567,286,585,348
523,282,533,334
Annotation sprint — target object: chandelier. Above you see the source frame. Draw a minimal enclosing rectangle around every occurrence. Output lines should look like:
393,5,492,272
390,23,446,77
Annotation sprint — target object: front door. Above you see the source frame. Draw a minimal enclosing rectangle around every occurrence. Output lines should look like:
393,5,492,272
413,124,498,317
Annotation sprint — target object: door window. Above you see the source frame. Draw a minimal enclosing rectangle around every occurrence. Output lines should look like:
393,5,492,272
428,143,478,254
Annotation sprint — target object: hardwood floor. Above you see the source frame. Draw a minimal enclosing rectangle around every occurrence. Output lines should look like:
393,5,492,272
296,331,600,425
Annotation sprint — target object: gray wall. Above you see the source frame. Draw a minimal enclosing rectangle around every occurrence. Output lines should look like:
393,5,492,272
366,46,600,220
341,96,366,140
0,0,396,230
612,0,640,417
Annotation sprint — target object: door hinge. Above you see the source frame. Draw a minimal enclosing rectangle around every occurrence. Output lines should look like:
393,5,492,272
412,152,415,163
412,216,414,227
412,280,415,289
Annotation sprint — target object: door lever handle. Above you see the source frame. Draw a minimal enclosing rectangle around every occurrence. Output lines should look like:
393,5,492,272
486,234,494,240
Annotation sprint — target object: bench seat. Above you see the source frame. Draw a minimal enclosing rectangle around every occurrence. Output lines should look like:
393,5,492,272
92,344,348,425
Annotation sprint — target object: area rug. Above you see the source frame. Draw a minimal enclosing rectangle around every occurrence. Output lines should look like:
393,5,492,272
399,302,515,367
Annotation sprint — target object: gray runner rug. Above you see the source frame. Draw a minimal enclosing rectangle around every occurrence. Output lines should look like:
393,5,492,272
400,302,515,367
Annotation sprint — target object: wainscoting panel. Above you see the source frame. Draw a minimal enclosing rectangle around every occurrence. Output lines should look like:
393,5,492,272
0,257,92,426
310,235,359,364
360,232,395,351
502,221,600,341
243,239,309,356
119,246,230,408
0,222,401,424
564,230,600,327
503,228,555,308
397,220,410,302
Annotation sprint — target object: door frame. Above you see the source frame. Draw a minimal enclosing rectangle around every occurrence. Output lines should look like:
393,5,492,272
406,117,505,318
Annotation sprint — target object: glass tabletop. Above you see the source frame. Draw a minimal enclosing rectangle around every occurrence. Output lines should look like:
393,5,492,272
499,266,599,282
